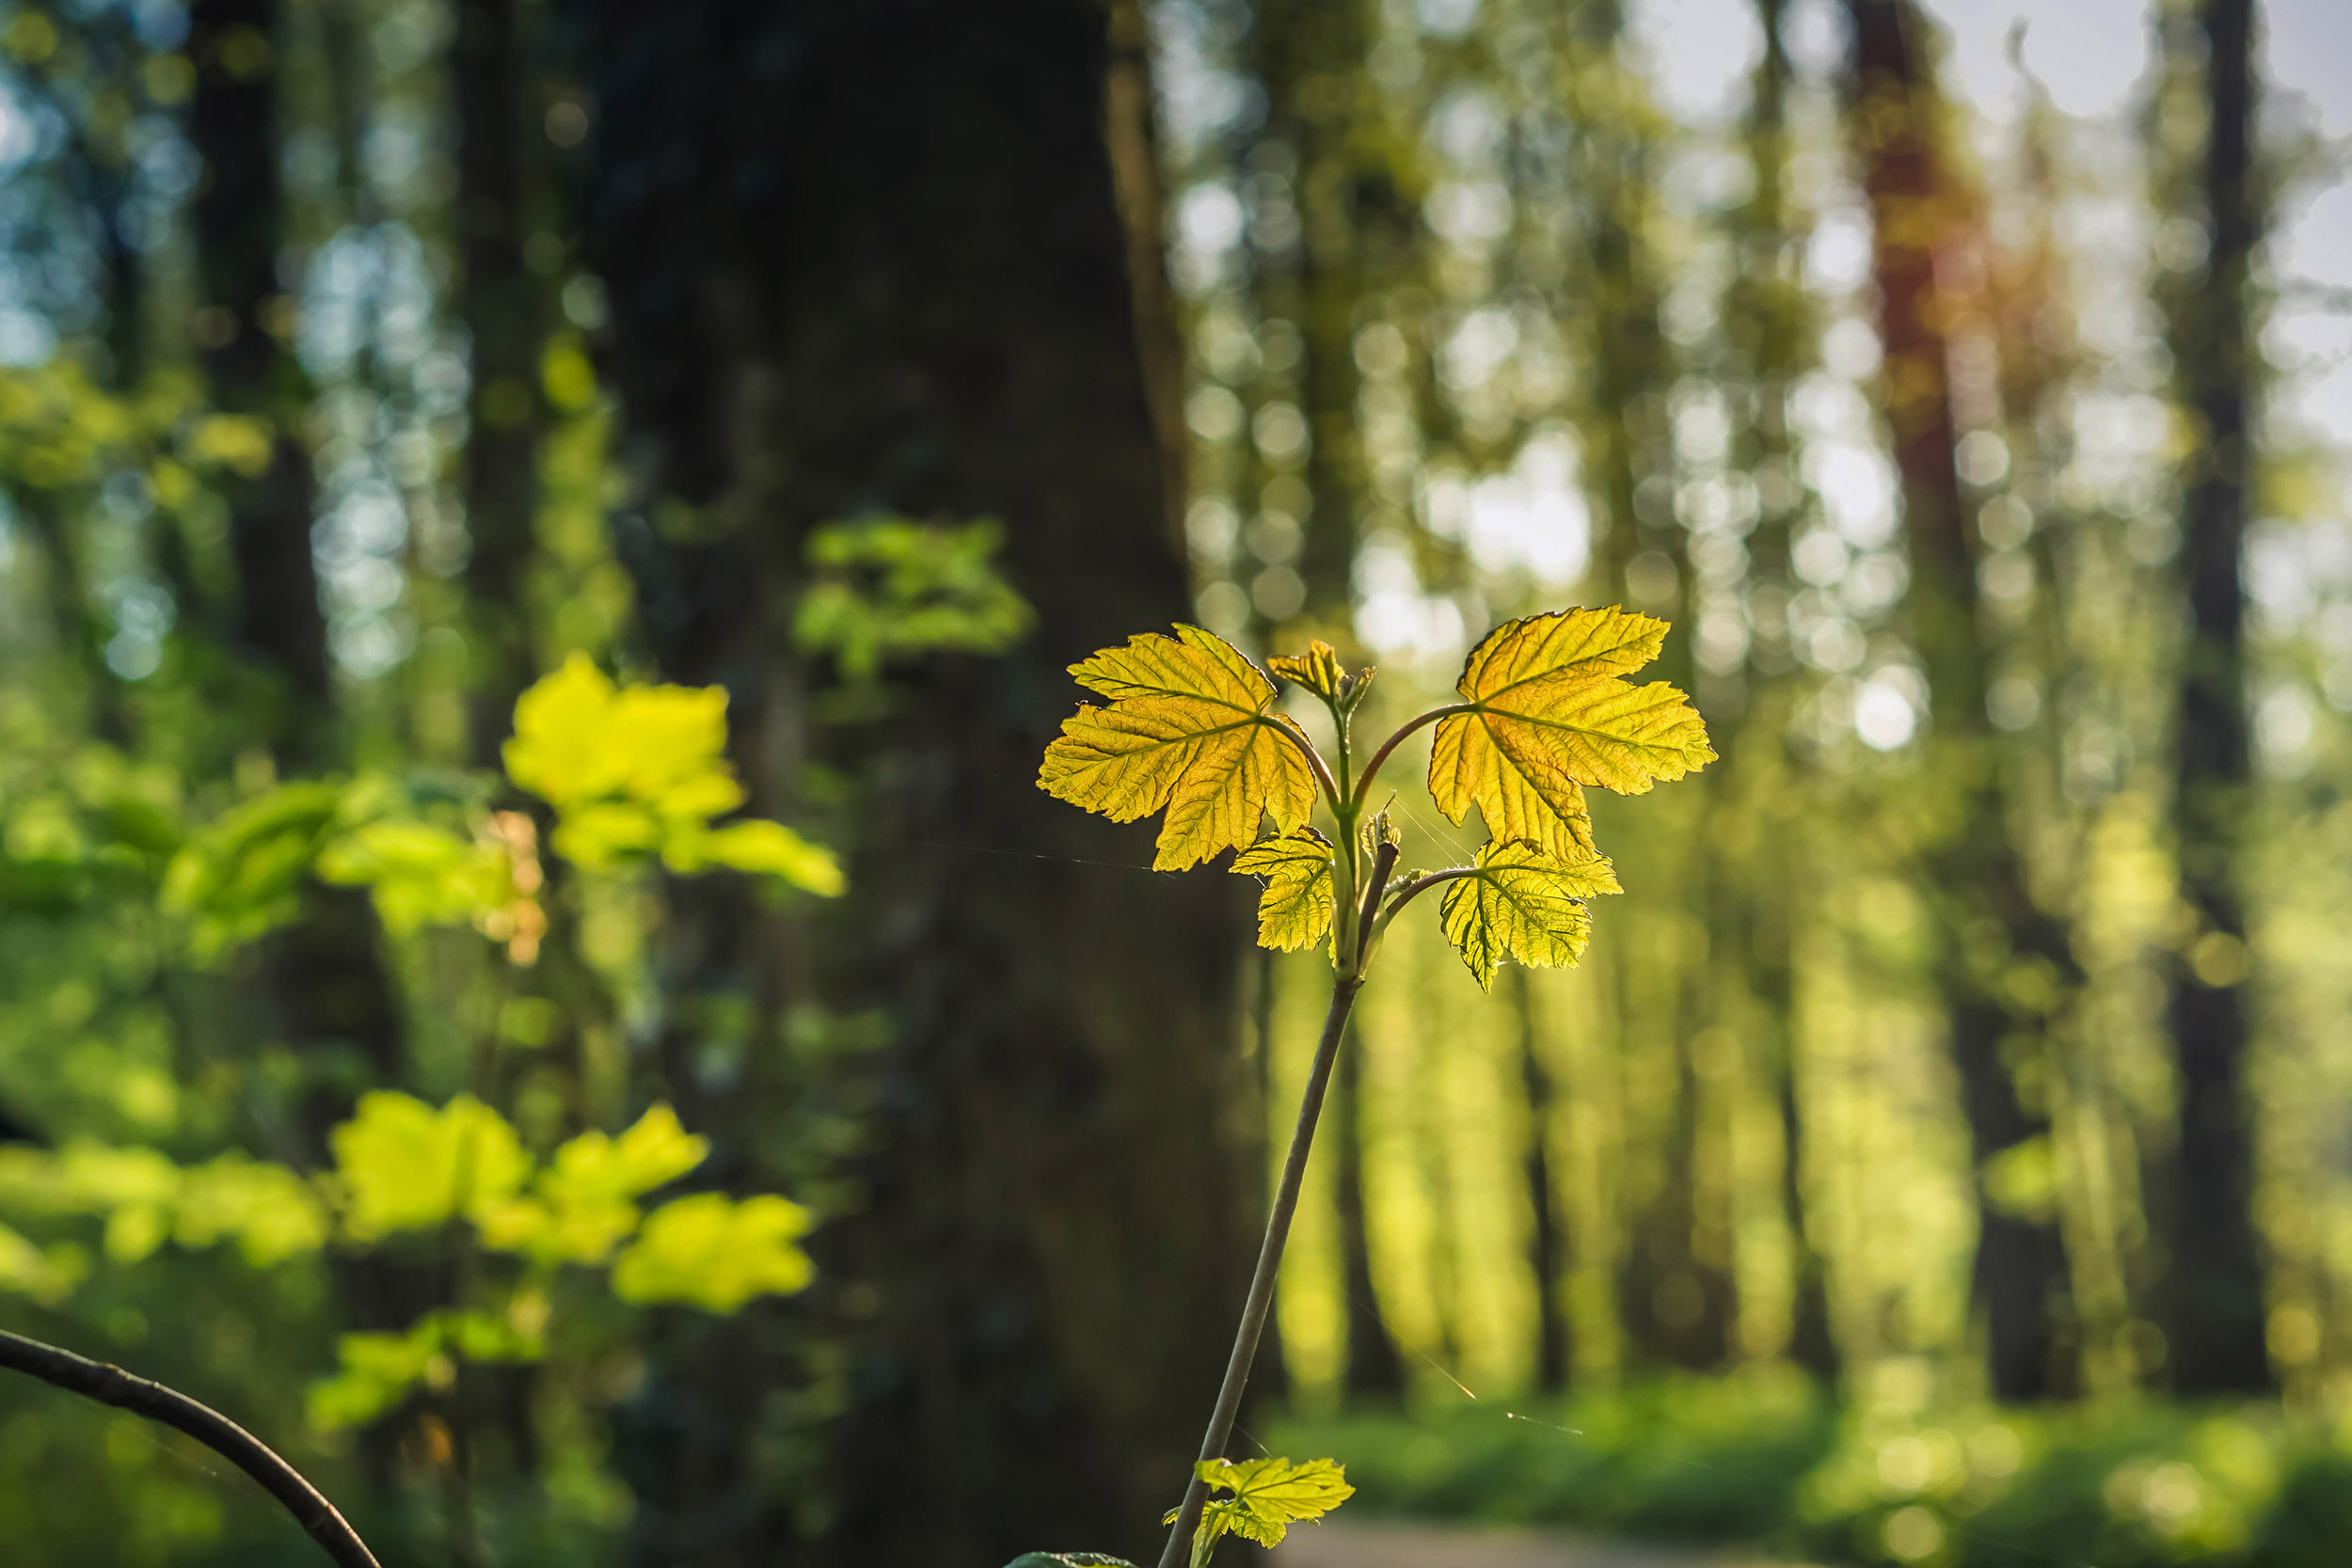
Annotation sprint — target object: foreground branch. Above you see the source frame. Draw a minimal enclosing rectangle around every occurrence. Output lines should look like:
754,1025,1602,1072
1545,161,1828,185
1156,974,1361,1568
0,1327,382,1568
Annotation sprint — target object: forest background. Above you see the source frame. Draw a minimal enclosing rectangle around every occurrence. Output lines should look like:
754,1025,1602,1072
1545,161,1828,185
0,0,2347,1564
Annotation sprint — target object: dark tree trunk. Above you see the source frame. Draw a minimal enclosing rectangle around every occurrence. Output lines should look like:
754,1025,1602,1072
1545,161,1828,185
190,0,401,1090
584,4,1247,1561
2162,0,2270,1397
190,0,332,766
453,0,545,761
1843,0,2076,1402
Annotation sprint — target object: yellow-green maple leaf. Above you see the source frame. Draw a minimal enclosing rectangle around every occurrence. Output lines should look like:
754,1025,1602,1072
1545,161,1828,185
1438,838,1622,990
1165,1457,1354,1565
1038,626,1317,871
1231,828,1333,953
1428,608,1714,858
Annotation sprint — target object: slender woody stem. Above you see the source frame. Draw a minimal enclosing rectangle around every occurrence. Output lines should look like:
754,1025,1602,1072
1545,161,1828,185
0,1327,382,1568
1156,974,1362,1568
1351,704,1472,810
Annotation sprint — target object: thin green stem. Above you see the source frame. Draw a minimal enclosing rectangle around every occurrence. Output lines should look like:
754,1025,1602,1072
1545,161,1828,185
1351,704,1473,810
0,1329,381,1568
1155,973,1362,1568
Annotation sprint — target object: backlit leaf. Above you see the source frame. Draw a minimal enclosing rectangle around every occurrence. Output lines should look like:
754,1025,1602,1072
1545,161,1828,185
0,1222,80,1306
1038,626,1317,871
479,1104,708,1266
330,1093,532,1240
1164,1456,1354,1563
307,1303,546,1432
315,819,516,934
668,818,844,896
1429,608,1714,859
610,1192,814,1311
160,781,347,958
503,656,840,892
1438,838,1621,990
1231,828,1334,953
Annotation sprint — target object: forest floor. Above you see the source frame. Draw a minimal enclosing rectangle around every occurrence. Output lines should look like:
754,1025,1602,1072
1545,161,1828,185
1270,1521,1817,1567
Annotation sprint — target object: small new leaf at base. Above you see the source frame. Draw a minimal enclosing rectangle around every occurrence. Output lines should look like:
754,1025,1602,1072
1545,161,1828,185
1001,1556,1137,1567
1231,828,1334,953
1164,1457,1354,1564
1438,839,1622,990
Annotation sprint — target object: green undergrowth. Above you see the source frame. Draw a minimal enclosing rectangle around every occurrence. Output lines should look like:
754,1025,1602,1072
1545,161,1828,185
1267,1370,2352,1566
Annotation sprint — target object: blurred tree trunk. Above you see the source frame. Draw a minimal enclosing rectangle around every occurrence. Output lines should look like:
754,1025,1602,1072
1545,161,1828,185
584,2,1246,1561
2160,0,2270,1396
1551,1,1722,1374
1248,0,1418,626
1735,0,1838,1385
1245,0,1418,1396
1842,0,2076,1401
191,0,332,765
1335,1022,1406,1399
190,0,400,1101
453,0,544,760
1514,969,1569,1392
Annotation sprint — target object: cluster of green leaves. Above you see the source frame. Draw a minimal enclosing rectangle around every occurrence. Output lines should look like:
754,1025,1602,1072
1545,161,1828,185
0,659,836,1447
0,357,273,502
503,654,842,889
0,1142,326,1303
312,1095,812,1426
0,1093,816,1428
794,515,1035,681
157,657,842,968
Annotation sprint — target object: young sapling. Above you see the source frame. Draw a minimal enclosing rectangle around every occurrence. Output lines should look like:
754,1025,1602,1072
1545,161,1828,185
1025,607,1714,1568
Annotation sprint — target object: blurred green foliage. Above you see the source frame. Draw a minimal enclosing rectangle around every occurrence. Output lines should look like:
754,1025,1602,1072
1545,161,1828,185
1276,1377,2352,1566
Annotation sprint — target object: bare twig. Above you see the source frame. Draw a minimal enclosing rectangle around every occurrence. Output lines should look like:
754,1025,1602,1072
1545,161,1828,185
0,1327,382,1568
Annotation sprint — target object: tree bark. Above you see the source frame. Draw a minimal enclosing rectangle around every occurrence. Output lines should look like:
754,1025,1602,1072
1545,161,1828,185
2162,0,2270,1396
582,3,1247,1560
453,0,546,761
1843,0,2076,1401
190,0,332,764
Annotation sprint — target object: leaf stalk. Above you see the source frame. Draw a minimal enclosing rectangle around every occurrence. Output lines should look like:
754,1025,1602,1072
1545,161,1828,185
1373,864,1481,940
1273,717,1343,816
1350,703,1472,811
